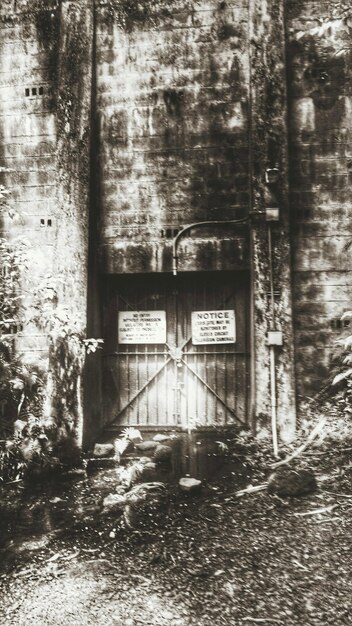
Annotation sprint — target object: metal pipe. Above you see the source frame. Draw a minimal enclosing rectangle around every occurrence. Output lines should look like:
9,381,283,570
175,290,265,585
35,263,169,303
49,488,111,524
268,224,275,323
172,217,249,276
270,344,279,458
268,222,279,458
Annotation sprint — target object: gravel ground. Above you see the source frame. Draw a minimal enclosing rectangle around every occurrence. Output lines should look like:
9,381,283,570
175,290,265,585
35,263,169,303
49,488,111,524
1,425,352,626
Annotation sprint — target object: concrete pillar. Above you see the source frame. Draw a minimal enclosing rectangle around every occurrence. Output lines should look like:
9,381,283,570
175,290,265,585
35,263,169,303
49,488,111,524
52,0,94,447
249,0,296,442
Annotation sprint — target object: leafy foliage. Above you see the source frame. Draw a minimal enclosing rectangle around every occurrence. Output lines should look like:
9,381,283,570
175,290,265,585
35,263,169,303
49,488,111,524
0,227,58,480
0,237,28,339
31,274,103,447
0,183,102,481
295,2,352,56
115,427,142,458
331,312,352,416
0,234,53,481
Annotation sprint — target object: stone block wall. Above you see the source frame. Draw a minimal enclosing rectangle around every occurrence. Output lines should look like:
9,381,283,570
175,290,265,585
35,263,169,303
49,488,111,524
287,0,352,402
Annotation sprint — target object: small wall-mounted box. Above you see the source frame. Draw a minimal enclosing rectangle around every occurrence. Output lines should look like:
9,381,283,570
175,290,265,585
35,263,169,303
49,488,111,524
265,168,280,185
265,207,280,221
267,330,283,346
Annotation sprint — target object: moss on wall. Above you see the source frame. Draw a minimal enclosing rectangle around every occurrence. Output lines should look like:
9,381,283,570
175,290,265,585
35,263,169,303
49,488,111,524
56,4,91,190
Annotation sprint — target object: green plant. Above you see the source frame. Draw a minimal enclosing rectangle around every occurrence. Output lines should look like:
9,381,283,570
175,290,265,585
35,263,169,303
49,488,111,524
31,275,103,448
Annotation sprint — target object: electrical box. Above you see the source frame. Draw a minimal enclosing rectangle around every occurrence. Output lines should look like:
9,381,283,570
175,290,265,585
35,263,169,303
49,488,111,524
265,207,280,221
267,330,283,346
265,168,280,184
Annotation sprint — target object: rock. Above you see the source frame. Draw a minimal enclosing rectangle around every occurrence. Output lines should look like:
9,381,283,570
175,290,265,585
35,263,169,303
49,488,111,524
179,477,202,493
138,462,157,483
115,485,128,495
267,467,317,497
16,535,52,553
154,444,172,464
161,610,176,620
122,482,169,528
102,493,126,513
65,468,87,479
143,461,157,471
139,456,152,464
93,443,114,458
116,459,158,488
135,441,158,452
153,434,170,443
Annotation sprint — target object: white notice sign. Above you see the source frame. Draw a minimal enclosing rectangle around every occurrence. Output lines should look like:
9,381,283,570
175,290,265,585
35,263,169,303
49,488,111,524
192,310,236,345
118,311,166,344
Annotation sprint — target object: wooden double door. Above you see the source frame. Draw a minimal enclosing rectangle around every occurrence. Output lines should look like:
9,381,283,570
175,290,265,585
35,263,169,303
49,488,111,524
102,271,250,430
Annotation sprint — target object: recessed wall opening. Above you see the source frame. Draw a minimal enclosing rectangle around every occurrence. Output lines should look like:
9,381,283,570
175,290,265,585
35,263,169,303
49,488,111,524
160,227,182,238
331,318,351,331
25,86,45,97
101,271,250,431
40,218,53,227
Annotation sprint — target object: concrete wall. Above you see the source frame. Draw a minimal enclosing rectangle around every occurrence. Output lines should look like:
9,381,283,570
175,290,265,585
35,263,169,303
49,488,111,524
2,0,350,443
286,1,352,405
0,1,59,363
248,0,296,441
0,1,94,446
96,0,250,274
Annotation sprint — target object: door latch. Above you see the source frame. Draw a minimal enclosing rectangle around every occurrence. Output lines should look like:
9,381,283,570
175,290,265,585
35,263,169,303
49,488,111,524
169,346,183,362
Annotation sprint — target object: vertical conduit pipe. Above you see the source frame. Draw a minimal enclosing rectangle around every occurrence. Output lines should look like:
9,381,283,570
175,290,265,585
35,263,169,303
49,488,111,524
268,223,279,458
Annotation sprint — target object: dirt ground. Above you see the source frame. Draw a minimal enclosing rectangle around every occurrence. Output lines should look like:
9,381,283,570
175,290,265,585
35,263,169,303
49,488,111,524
1,421,352,626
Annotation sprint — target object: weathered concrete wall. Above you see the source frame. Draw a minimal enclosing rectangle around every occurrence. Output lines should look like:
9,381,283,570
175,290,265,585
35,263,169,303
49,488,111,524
95,0,296,441
55,0,95,447
0,0,298,444
3,0,349,443
0,0,59,363
96,0,250,274
0,1,95,447
248,0,296,441
286,1,352,405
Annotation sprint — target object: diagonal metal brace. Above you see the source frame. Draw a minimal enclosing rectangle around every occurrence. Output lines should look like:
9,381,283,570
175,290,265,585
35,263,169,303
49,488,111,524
181,359,245,425
105,357,172,428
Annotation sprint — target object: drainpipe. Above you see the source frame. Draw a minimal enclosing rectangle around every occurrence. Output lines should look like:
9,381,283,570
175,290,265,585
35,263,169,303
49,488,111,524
267,221,278,458
266,200,282,459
